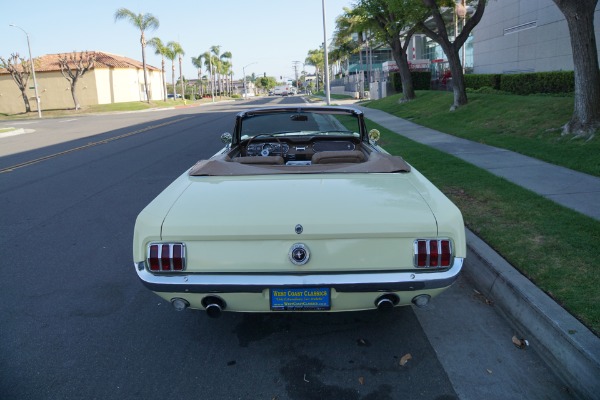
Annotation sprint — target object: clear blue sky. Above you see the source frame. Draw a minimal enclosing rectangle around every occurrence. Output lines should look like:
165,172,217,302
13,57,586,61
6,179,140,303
2,0,354,81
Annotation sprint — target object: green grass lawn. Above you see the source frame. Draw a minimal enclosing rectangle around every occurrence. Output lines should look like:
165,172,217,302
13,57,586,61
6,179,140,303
366,91,600,177
0,98,218,120
362,92,600,335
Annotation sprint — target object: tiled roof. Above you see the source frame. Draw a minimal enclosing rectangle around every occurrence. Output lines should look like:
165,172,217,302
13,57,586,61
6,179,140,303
1,51,160,74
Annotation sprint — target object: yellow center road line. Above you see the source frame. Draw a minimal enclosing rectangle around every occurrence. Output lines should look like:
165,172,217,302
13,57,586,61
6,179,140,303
0,117,191,174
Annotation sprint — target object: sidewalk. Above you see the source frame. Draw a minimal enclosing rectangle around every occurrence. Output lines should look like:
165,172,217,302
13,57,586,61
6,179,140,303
355,105,600,221
347,102,600,399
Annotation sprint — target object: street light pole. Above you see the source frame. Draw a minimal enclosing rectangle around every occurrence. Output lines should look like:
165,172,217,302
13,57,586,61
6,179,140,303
10,24,42,118
242,62,257,99
321,0,331,105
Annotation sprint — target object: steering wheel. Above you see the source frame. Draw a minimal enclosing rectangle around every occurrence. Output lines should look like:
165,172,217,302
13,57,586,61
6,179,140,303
245,134,283,157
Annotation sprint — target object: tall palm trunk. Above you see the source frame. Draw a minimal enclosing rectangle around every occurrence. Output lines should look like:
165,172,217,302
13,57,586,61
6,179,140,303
179,55,185,100
171,61,176,99
198,68,202,98
161,58,167,101
140,33,150,102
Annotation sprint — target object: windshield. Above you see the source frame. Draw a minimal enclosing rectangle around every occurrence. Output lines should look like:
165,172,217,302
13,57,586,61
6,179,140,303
239,111,361,140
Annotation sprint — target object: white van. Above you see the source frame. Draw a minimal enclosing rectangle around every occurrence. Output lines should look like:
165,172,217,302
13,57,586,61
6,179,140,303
273,85,289,96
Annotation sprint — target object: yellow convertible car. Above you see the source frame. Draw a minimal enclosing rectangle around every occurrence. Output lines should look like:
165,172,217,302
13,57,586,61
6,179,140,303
133,106,465,317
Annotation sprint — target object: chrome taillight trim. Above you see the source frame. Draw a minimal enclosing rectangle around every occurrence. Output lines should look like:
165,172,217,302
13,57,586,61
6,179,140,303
413,239,453,268
147,242,186,272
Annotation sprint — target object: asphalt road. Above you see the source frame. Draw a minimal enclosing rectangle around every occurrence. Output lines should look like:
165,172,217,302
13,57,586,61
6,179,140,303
0,96,572,399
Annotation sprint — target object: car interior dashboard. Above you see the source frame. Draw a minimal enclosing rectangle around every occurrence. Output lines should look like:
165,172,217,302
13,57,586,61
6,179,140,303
240,136,364,166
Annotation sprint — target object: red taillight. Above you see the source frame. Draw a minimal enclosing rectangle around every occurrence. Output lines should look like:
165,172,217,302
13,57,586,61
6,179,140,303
429,240,439,267
440,240,451,267
161,244,170,271
149,244,160,271
172,244,183,271
414,239,452,268
417,240,428,267
147,243,186,272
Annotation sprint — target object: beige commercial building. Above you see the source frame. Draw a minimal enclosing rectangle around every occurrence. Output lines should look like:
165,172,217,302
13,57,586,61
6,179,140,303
0,51,164,115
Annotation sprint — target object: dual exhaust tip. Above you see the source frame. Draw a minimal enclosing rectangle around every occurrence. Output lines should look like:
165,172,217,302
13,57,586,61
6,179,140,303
375,294,399,311
170,293,431,316
201,296,226,318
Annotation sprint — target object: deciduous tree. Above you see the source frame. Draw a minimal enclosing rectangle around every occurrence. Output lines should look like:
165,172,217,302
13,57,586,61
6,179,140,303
57,51,96,110
256,76,277,92
0,53,32,112
353,0,429,102
551,0,600,138
419,0,486,110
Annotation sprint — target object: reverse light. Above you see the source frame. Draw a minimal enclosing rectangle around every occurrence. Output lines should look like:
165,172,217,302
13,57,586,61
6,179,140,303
171,298,189,311
147,243,186,272
414,239,452,268
412,294,431,308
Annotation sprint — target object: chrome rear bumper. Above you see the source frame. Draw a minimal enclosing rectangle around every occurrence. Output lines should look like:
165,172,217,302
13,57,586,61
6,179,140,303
134,258,463,294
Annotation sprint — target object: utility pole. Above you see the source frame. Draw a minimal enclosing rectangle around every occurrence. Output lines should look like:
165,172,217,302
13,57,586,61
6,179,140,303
292,61,300,91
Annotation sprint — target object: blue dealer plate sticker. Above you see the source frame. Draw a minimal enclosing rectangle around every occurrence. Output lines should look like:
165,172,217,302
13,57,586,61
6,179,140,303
270,288,331,311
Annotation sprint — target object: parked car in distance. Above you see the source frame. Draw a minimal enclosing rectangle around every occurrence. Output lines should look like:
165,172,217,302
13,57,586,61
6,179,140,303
133,106,466,318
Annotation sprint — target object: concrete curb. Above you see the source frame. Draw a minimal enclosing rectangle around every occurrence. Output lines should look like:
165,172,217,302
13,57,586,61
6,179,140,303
463,228,600,399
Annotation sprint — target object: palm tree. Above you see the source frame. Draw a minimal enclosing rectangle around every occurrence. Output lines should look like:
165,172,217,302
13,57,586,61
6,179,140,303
220,51,232,96
332,13,361,77
191,54,204,96
148,37,168,101
203,50,216,98
210,45,222,97
175,44,186,100
334,6,369,95
164,43,177,99
305,48,324,91
164,41,184,100
222,60,232,96
114,8,159,103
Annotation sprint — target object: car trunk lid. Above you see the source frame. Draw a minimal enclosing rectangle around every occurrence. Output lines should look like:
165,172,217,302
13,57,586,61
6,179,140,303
160,174,437,272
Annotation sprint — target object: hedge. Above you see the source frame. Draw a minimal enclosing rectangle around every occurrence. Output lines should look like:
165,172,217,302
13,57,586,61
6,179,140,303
500,71,574,95
463,71,574,95
390,71,432,92
464,74,502,90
